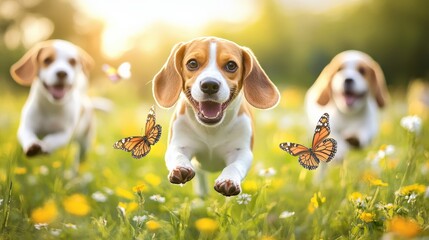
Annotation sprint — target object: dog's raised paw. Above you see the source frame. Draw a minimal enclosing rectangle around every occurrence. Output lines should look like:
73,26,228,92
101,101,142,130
26,144,43,157
168,166,195,184
214,179,241,196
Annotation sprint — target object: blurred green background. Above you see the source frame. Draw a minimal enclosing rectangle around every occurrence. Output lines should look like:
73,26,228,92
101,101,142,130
0,2,428,238
1,0,428,98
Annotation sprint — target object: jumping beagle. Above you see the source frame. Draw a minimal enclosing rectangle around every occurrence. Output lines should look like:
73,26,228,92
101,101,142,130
305,50,389,161
152,37,280,196
10,39,95,163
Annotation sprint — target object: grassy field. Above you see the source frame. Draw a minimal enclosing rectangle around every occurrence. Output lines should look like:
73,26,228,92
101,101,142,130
0,83,428,239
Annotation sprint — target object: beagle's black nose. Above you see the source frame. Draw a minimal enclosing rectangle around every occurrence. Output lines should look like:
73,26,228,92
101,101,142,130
344,78,354,90
200,78,220,95
56,71,68,80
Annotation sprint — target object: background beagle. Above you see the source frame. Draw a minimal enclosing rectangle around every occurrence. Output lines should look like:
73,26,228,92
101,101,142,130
152,36,280,196
10,39,95,166
305,50,390,161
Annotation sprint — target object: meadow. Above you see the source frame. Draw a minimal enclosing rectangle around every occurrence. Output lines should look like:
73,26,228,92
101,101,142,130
0,83,428,240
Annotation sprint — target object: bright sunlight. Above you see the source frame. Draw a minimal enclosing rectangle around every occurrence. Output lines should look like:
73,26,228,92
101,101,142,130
75,0,259,59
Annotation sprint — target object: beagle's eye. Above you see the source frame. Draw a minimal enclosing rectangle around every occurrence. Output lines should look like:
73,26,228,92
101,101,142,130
43,57,53,65
358,66,366,75
225,61,238,73
69,58,76,66
186,59,199,71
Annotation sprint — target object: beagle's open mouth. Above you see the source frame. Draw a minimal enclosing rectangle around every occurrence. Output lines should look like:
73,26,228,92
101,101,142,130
43,82,71,100
343,90,366,107
185,88,236,125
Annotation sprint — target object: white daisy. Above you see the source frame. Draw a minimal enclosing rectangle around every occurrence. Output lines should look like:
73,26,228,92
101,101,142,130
279,211,295,219
400,115,422,134
236,193,252,205
258,167,277,177
34,223,48,230
63,223,77,230
39,165,49,176
132,215,148,224
149,194,166,203
50,228,62,236
92,191,107,202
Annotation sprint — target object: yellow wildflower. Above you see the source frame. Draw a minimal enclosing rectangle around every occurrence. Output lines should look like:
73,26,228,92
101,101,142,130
364,174,388,187
132,184,145,193
63,194,90,216
52,161,62,169
115,187,135,200
307,202,316,214
397,184,426,196
261,236,276,240
242,180,258,192
146,220,161,232
14,167,27,175
308,192,326,213
31,199,58,224
311,192,326,208
359,212,375,223
195,218,219,234
388,216,421,238
370,178,388,187
118,202,138,214
349,192,364,202
144,173,161,187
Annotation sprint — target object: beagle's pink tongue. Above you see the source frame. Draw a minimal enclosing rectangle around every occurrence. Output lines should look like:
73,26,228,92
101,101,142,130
345,94,357,106
199,101,222,119
48,85,67,100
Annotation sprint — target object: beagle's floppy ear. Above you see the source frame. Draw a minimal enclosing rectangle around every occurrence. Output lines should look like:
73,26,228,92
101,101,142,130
312,60,338,106
242,47,280,109
152,42,186,108
367,59,389,108
10,43,44,86
78,47,94,77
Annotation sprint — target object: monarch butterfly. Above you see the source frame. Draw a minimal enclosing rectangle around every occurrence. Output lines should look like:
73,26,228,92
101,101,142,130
102,62,131,82
113,106,162,158
279,113,337,170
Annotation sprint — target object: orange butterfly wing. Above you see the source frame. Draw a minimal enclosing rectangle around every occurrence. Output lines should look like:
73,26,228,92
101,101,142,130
298,152,320,170
313,138,337,163
113,136,145,152
147,125,162,145
113,106,162,159
131,139,152,159
279,142,309,156
145,106,162,145
279,142,319,170
145,106,157,136
279,113,337,170
311,113,337,163
311,113,331,148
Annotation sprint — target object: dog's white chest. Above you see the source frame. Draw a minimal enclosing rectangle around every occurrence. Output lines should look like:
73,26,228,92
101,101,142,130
171,107,252,172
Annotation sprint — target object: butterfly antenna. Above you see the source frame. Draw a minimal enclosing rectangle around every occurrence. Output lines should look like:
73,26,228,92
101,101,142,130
144,80,153,86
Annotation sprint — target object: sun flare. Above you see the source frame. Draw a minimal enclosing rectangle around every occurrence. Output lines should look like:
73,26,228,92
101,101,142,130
76,0,258,58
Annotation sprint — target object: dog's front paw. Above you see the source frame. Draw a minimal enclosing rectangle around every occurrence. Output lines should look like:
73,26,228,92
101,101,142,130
26,143,44,157
168,166,195,184
214,179,241,196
